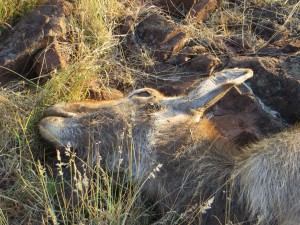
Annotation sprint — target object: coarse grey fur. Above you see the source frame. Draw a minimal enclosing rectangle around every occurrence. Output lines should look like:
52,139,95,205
39,68,300,225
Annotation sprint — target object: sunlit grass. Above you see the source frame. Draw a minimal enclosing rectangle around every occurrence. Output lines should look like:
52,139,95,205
0,0,146,223
0,0,44,32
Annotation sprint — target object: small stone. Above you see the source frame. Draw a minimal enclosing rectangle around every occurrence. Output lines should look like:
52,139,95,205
34,42,67,75
0,0,71,85
188,0,217,22
166,45,207,65
153,0,217,21
183,54,220,75
135,13,189,61
229,54,300,123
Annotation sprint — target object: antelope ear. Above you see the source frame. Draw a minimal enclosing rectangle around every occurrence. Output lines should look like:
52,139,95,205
175,68,253,112
187,68,253,100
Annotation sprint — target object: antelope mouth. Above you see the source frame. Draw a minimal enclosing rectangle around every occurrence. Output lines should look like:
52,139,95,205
39,104,75,145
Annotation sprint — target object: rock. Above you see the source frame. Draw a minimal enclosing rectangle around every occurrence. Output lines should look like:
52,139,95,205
200,34,258,58
254,20,287,42
223,35,255,53
115,15,135,35
0,0,72,85
152,0,199,17
246,4,296,43
135,13,175,48
34,42,68,75
228,54,300,124
135,13,189,61
188,0,217,22
153,0,217,22
121,33,141,59
183,53,220,75
277,39,300,53
166,45,207,65
209,85,286,146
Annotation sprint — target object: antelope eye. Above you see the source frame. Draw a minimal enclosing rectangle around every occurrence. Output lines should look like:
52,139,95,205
127,88,159,99
133,91,152,97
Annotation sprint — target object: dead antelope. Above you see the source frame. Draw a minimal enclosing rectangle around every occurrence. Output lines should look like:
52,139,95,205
39,68,300,225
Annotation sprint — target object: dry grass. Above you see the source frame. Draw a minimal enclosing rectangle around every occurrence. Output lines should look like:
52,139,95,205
0,0,45,33
0,0,151,224
0,0,299,224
